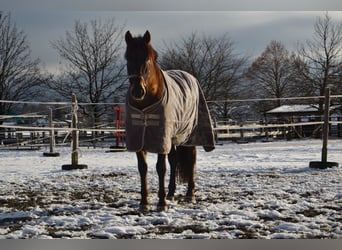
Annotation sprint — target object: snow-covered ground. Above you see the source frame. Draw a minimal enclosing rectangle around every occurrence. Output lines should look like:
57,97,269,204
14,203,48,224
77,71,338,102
0,139,341,239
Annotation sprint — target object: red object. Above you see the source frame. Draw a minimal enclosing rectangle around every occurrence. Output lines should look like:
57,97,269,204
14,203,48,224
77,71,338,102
113,107,125,147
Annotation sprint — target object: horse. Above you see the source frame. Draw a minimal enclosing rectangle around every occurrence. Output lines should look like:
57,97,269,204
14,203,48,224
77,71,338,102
124,30,215,211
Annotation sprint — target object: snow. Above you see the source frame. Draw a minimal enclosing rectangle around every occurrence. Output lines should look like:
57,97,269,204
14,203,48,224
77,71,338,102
0,139,341,239
266,104,318,114
266,104,342,114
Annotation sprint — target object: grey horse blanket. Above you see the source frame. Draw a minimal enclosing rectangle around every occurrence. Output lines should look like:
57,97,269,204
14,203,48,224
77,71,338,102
125,70,215,154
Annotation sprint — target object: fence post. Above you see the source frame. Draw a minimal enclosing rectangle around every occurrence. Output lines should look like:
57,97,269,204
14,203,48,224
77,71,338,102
62,93,88,170
43,107,60,157
321,87,330,162
71,93,79,166
309,87,339,169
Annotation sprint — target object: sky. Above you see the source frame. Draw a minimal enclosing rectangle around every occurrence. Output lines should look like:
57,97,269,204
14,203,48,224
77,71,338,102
2,0,342,73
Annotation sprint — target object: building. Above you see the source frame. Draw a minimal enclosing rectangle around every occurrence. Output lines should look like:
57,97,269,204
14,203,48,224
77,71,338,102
266,104,341,138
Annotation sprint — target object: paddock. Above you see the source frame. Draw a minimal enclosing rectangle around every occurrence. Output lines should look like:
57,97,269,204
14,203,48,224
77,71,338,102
0,139,340,239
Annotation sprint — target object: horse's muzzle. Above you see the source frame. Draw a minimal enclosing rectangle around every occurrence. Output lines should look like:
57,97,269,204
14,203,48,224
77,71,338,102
130,84,146,101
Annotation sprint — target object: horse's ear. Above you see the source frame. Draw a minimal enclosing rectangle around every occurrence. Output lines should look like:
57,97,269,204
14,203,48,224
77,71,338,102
143,30,151,44
125,31,133,44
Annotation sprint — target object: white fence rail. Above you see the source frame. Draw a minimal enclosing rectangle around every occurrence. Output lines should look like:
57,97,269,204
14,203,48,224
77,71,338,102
1,93,342,148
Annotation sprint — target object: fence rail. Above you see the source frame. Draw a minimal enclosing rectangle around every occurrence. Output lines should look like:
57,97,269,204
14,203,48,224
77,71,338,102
1,93,342,148
214,122,342,141
1,119,341,149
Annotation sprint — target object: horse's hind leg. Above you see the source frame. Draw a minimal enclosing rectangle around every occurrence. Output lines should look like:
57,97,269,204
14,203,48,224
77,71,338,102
137,151,150,211
156,154,167,211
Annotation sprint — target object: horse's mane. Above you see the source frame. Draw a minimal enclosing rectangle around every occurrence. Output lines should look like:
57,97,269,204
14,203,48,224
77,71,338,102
148,44,158,63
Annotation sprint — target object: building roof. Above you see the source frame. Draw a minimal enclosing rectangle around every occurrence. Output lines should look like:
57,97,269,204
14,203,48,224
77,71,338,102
266,105,318,114
266,104,341,115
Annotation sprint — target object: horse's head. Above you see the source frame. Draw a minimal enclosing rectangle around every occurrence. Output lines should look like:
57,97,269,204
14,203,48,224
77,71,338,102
125,30,157,102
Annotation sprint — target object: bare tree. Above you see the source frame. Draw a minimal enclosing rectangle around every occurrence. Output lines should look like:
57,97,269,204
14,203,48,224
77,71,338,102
0,12,42,117
245,40,311,113
50,18,126,128
159,32,248,121
298,12,342,111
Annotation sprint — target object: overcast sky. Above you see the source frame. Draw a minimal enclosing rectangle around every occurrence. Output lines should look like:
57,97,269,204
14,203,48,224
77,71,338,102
2,1,342,73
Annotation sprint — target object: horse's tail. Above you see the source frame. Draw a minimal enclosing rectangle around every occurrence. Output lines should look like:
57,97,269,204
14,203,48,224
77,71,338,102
175,146,196,183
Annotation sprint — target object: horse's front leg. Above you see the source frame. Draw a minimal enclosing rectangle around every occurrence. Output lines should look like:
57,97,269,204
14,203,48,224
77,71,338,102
137,151,150,211
167,145,177,201
156,154,167,211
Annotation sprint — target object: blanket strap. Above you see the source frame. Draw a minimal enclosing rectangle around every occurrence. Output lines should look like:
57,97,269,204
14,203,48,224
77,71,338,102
131,113,160,126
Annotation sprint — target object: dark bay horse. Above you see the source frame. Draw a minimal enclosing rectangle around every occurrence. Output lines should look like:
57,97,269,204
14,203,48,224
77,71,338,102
124,30,215,211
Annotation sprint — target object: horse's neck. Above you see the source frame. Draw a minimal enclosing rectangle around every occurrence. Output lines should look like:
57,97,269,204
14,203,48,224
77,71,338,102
150,67,164,99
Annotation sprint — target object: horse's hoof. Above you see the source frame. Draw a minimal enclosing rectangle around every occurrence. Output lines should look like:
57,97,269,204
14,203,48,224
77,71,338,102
166,195,174,201
139,204,151,212
156,204,168,212
203,145,215,152
185,196,196,204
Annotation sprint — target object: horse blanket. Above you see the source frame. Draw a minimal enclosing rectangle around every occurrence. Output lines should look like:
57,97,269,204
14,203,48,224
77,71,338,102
125,70,215,154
